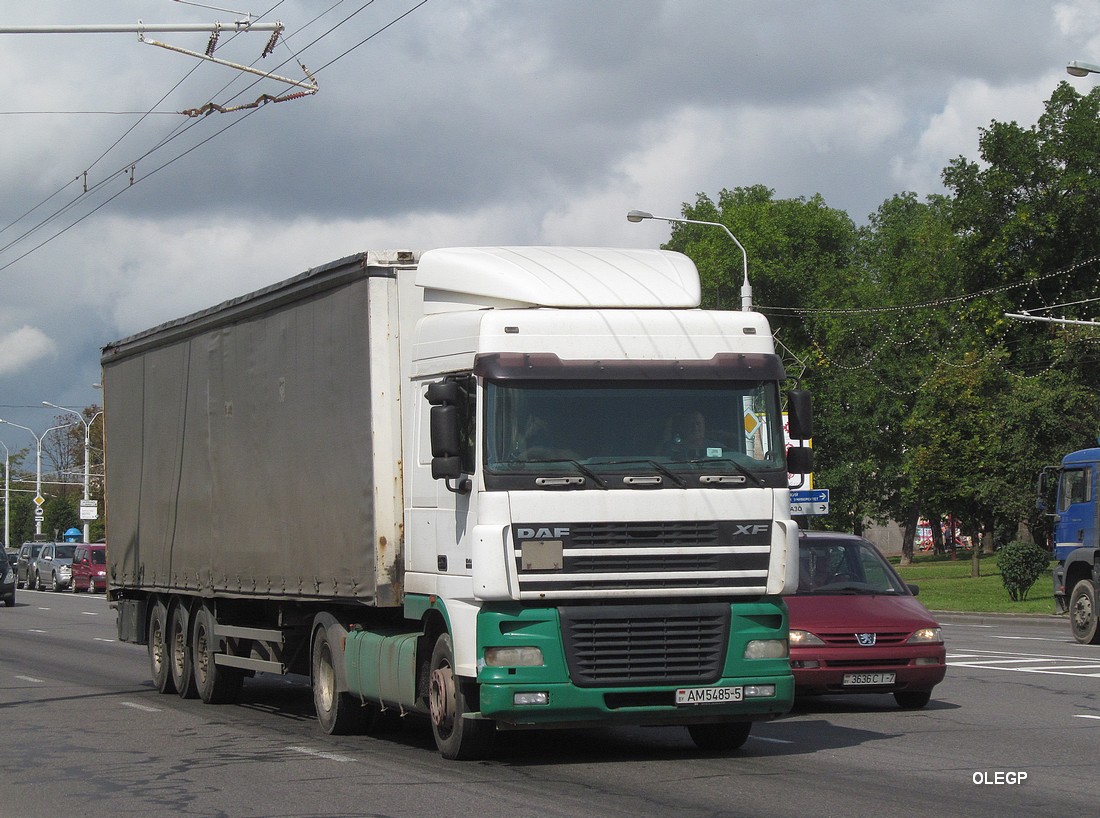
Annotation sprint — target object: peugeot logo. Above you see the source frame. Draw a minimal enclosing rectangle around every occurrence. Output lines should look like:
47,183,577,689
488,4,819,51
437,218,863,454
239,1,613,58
856,633,877,646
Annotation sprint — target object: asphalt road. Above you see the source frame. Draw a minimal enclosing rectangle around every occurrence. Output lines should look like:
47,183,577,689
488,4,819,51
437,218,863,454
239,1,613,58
2,590,1098,818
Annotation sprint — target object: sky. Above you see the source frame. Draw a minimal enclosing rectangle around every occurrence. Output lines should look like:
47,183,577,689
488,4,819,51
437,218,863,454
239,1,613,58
1,0,1099,445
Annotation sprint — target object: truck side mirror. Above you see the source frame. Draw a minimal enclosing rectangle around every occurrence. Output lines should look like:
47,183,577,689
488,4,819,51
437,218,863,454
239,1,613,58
430,405,460,458
425,380,471,494
426,380,459,406
787,445,813,475
432,455,463,481
786,389,813,440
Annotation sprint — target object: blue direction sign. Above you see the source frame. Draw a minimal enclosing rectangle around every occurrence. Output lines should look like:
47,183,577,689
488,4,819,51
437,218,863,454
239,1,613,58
790,488,830,516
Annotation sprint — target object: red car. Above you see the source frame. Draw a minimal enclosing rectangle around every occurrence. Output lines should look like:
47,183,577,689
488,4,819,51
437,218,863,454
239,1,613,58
70,544,107,593
787,531,946,709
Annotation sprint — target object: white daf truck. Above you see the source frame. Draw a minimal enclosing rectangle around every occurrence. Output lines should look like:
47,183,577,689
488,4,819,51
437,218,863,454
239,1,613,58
102,246,813,759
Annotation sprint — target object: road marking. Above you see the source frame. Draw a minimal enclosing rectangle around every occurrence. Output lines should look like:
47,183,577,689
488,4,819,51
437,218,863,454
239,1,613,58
751,735,794,744
27,629,46,634
1074,715,1100,720
288,746,356,763
81,611,99,616
15,675,44,683
119,702,161,713
950,648,1100,678
93,637,115,643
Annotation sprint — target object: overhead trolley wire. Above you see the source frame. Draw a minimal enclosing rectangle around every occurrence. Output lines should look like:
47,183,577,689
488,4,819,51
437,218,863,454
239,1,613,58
0,0,431,275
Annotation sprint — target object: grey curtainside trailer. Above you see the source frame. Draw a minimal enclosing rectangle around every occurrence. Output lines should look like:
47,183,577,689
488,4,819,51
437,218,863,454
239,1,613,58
101,251,411,611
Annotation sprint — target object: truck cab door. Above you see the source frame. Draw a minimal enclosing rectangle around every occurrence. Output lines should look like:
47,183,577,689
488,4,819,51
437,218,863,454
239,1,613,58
1055,465,1096,561
406,376,478,591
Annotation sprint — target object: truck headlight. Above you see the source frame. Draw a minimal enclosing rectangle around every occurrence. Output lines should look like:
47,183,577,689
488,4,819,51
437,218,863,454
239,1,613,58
744,639,788,659
483,646,545,667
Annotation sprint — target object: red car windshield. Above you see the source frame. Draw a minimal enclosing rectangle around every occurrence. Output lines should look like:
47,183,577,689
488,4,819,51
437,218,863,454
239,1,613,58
796,538,909,595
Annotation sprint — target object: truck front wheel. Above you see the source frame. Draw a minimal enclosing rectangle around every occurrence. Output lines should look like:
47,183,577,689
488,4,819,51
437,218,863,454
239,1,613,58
688,721,752,752
428,633,494,760
1069,579,1100,644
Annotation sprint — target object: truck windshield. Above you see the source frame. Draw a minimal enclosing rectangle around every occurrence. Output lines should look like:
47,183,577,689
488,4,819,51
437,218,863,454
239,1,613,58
484,379,788,489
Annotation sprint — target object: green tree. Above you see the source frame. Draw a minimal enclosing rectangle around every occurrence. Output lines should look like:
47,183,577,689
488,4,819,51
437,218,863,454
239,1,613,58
43,495,79,541
812,193,965,554
944,82,1100,392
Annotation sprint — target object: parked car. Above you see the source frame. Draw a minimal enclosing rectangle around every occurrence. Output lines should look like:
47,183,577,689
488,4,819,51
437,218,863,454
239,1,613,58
71,543,107,593
787,530,947,709
1,549,15,607
30,542,77,592
16,542,45,588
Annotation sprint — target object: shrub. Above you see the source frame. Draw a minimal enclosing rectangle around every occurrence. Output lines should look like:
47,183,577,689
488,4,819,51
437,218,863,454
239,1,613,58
996,541,1051,602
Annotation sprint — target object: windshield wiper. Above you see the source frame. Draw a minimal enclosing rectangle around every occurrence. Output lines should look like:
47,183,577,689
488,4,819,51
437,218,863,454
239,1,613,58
667,457,768,487
525,458,608,489
595,459,688,487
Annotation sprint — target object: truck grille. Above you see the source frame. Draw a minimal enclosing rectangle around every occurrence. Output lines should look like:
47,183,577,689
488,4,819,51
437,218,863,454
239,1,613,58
558,603,729,687
512,519,771,597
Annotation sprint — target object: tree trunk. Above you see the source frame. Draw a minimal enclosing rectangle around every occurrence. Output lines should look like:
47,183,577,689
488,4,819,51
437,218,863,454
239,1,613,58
900,506,919,566
932,518,945,557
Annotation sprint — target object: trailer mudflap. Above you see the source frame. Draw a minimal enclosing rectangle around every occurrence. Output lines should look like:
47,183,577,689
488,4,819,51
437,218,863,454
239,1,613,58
115,598,147,644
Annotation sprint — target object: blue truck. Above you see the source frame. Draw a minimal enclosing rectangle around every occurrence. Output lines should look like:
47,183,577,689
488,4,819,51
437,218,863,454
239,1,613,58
1041,447,1100,644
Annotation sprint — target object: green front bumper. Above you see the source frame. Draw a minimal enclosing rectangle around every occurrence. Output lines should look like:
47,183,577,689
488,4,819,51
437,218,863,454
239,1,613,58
475,601,793,727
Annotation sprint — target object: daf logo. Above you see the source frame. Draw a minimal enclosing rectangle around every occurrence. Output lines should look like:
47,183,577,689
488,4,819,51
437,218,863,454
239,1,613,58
856,633,877,646
516,527,569,540
732,524,769,537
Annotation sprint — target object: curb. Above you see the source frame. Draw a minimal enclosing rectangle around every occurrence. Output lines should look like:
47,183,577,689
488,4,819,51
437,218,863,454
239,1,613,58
932,610,1067,625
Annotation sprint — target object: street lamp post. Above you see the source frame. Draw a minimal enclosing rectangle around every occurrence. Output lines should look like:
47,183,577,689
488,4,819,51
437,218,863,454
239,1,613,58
1067,60,1100,77
627,209,753,311
0,440,9,550
42,402,103,543
0,418,77,537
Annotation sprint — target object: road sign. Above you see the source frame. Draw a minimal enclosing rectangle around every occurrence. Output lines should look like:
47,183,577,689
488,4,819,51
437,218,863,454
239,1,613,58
791,488,829,516
79,499,99,521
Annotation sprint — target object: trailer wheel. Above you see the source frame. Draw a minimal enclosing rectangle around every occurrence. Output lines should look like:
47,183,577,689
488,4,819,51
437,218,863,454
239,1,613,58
1069,579,1100,645
192,605,244,704
148,599,176,694
311,626,372,735
687,721,752,752
168,602,198,698
428,632,494,760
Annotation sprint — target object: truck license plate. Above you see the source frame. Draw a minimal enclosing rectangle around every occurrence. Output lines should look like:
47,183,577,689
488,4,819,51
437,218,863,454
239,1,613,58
675,686,743,705
842,672,896,686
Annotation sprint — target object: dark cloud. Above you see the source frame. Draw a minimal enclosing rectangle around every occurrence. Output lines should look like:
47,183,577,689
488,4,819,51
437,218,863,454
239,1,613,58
0,0,1093,433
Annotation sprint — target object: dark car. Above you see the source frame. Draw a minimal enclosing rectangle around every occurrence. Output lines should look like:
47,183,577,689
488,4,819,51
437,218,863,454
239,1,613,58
16,542,45,588
787,531,947,709
1,549,14,607
30,542,77,592
71,544,107,593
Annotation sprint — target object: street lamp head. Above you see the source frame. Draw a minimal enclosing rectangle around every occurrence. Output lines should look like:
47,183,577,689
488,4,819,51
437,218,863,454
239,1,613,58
1068,65,1090,77
626,210,653,223
1067,60,1100,77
